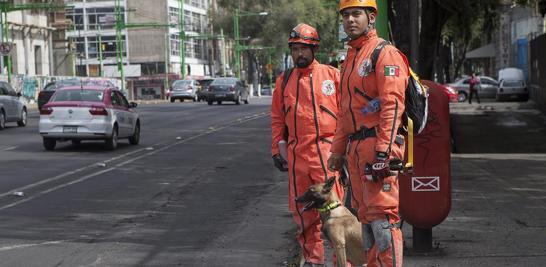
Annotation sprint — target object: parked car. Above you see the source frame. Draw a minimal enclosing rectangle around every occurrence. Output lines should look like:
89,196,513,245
197,78,214,101
39,86,140,151
206,77,249,105
169,79,200,102
0,81,27,130
38,78,116,110
447,76,499,102
260,85,273,96
421,80,458,103
496,68,528,101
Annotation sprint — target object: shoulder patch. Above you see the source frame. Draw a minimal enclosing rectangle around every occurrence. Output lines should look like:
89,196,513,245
321,80,336,96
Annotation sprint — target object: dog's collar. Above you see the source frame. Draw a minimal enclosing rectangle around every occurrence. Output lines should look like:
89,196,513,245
317,201,341,214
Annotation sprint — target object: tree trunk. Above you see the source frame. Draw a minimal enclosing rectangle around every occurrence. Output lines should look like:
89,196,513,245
388,0,411,57
418,0,451,79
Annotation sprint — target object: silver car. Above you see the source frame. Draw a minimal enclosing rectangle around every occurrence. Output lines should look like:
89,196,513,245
0,81,27,130
39,86,140,151
448,76,499,102
169,79,200,102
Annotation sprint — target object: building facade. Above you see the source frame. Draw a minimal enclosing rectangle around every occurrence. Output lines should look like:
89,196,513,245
0,0,58,77
64,0,228,99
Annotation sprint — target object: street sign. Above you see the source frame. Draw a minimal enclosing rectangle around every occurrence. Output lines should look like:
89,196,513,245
0,42,12,55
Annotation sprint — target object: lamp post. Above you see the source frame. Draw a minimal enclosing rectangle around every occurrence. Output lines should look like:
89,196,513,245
233,9,268,79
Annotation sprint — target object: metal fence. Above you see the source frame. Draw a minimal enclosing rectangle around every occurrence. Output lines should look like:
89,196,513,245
530,33,546,107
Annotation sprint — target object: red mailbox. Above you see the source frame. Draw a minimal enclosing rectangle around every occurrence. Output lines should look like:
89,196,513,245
399,81,451,228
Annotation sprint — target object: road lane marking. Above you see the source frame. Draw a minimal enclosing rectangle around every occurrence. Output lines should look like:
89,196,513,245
0,168,115,210
0,240,68,252
0,112,269,210
2,146,17,151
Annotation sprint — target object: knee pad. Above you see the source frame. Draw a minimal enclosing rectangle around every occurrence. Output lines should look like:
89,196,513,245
370,218,393,253
362,223,375,251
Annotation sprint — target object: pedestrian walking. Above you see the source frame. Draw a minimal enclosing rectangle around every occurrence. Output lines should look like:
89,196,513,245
328,0,410,266
271,23,345,267
468,72,481,104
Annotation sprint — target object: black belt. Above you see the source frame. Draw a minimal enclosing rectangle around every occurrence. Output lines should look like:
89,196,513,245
349,127,376,141
349,127,405,146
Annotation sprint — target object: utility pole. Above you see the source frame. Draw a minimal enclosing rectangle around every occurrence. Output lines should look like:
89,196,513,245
376,0,389,39
178,0,185,78
232,9,268,79
115,0,125,90
98,24,103,77
165,32,170,96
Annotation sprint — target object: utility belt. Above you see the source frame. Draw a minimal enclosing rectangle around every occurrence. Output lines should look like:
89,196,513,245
349,126,405,146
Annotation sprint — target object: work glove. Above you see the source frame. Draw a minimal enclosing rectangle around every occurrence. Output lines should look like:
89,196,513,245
364,152,394,182
272,154,288,172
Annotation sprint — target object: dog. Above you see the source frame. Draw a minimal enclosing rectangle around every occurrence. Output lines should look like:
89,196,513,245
296,177,366,267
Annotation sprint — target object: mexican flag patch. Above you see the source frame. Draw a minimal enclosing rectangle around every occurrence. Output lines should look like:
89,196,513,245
384,66,400,77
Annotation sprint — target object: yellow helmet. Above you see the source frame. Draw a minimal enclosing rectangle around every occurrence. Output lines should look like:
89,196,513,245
338,0,378,14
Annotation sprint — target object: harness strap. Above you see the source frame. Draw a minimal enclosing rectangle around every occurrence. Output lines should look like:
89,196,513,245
349,127,404,146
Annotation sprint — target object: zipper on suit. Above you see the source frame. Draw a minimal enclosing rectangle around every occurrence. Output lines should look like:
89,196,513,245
309,72,328,182
347,49,360,132
291,73,309,256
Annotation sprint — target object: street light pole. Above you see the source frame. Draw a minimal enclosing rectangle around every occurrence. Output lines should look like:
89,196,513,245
233,8,240,78
115,0,125,91
178,0,185,78
233,9,268,79
98,24,103,77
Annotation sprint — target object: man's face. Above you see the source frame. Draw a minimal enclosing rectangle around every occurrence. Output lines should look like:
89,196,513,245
341,7,375,39
290,43,315,68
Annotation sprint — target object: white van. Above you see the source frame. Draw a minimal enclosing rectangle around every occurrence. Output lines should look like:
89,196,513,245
497,68,528,101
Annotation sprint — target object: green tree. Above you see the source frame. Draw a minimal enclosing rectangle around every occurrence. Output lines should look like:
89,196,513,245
212,0,340,73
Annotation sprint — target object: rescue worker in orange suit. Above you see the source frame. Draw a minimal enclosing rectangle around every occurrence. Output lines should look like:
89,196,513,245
271,23,345,267
328,1,409,266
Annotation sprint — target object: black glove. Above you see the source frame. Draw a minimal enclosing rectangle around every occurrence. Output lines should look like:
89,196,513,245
364,152,395,182
272,154,288,172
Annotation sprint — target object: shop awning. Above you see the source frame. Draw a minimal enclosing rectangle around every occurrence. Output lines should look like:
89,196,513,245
466,43,495,58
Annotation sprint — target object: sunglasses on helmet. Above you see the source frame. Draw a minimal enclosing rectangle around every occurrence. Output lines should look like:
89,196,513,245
289,29,320,42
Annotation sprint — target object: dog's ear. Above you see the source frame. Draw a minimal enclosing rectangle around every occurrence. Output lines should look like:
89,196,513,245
322,176,336,193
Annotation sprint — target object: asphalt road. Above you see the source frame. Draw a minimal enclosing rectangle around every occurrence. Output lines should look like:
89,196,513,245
0,97,294,266
1,97,545,267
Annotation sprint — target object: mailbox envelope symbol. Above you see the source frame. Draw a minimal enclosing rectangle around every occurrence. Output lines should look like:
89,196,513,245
412,176,440,191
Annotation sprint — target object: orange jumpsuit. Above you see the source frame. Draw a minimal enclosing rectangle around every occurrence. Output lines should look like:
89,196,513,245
271,60,344,265
331,30,409,267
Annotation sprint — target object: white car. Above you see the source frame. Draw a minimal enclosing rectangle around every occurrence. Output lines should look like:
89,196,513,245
496,68,528,101
39,86,140,151
0,81,27,130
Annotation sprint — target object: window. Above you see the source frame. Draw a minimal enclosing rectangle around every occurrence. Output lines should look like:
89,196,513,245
66,8,84,30
87,36,125,59
170,34,180,57
116,91,130,108
87,7,120,30
52,90,104,102
34,46,42,75
110,91,122,106
169,7,179,25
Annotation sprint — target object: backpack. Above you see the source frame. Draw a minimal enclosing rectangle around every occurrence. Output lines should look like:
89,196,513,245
370,40,429,135
370,41,429,172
